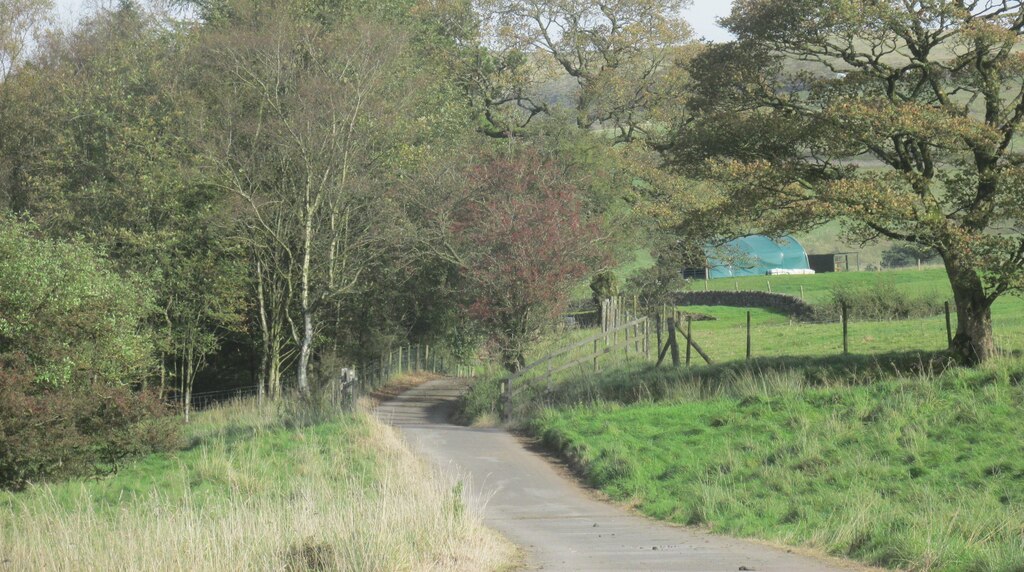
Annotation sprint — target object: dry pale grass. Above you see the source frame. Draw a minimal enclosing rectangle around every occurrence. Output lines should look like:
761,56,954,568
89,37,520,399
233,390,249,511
0,401,517,571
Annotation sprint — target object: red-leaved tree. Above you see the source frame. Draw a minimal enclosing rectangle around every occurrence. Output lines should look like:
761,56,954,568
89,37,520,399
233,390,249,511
453,149,603,373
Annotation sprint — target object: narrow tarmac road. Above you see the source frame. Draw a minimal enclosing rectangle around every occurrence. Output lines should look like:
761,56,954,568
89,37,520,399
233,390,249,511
375,377,860,572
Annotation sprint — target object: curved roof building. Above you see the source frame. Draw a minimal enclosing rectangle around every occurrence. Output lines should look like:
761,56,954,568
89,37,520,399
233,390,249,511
706,235,811,278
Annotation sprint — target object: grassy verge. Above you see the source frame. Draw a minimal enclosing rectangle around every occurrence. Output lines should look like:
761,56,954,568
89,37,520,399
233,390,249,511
0,397,517,571
529,361,1024,571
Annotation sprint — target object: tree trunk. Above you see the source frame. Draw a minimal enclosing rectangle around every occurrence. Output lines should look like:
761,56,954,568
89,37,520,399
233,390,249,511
256,260,269,405
183,357,193,424
269,339,282,399
944,253,996,365
296,207,314,395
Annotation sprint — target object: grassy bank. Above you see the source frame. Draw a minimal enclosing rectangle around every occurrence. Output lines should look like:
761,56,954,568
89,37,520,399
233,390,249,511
455,267,1024,570
0,398,516,571
530,362,1024,571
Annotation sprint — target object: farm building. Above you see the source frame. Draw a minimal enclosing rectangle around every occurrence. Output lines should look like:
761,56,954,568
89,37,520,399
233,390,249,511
687,235,813,279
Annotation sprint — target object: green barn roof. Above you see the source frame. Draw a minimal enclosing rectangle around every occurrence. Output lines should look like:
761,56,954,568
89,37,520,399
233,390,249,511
706,235,811,278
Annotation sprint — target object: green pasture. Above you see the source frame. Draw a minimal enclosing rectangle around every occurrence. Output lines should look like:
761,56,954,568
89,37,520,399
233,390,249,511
683,268,1023,361
694,267,952,303
530,363,1024,571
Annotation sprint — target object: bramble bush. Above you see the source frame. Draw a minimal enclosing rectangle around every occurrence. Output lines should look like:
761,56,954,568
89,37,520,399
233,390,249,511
0,219,180,490
814,280,944,322
0,354,181,490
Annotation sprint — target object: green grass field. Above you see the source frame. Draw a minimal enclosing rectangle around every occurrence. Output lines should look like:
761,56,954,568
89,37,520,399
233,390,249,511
0,397,515,571
460,267,1024,571
695,267,951,302
681,268,1024,361
531,362,1024,571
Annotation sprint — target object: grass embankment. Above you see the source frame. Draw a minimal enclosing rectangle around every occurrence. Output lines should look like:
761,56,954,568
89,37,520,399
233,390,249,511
0,397,516,571
531,362,1024,571
458,268,1024,570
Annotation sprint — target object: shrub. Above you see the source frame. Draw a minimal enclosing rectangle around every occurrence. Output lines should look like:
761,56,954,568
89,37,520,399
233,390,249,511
0,218,155,387
814,279,944,321
625,260,687,312
0,354,181,490
590,270,620,306
454,375,505,426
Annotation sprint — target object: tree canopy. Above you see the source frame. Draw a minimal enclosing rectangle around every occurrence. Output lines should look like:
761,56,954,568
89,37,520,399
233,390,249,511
666,0,1024,363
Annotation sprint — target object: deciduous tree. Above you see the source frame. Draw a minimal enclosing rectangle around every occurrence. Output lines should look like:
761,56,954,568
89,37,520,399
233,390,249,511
666,0,1024,364
199,2,433,393
453,149,603,372
479,0,691,141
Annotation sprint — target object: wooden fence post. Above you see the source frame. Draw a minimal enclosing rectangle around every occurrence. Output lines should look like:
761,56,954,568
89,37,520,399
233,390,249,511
500,378,510,421
642,318,648,359
623,316,630,357
594,339,600,372
767,279,772,294
842,302,849,355
613,297,620,349
945,301,953,346
746,310,752,360
676,320,714,365
655,312,663,358
800,285,805,300
668,316,680,367
601,299,607,332
685,316,692,367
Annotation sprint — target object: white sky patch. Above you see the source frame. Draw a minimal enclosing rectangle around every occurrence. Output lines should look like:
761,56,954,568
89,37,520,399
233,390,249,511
684,0,735,43
52,0,737,43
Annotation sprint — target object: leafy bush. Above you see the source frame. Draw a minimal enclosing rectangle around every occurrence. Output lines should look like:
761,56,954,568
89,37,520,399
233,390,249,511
453,374,505,426
814,279,944,321
0,354,182,490
589,270,619,305
0,218,155,387
625,260,687,312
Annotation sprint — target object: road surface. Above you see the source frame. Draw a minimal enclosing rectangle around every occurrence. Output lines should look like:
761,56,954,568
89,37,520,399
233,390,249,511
376,377,861,572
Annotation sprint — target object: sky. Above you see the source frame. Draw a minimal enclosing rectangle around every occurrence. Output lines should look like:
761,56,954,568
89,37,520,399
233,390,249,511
53,0,736,42
684,0,735,43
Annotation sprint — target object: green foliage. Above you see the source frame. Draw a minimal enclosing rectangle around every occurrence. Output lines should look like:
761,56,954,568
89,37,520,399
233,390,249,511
453,374,505,425
530,362,1024,571
881,243,940,269
589,270,619,305
0,353,181,490
624,253,686,311
816,278,945,321
1,4,246,402
0,218,155,386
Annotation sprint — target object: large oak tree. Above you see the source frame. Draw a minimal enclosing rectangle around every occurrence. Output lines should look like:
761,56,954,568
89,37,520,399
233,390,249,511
667,0,1024,364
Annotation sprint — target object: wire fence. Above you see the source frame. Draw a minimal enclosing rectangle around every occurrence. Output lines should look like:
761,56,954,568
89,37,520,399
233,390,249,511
168,343,484,413
500,295,961,419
